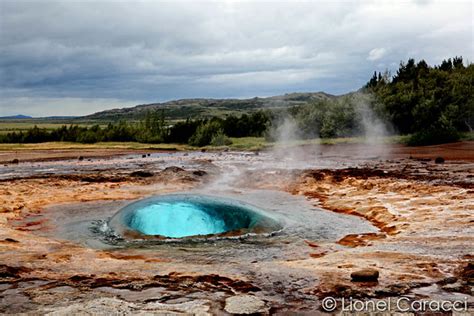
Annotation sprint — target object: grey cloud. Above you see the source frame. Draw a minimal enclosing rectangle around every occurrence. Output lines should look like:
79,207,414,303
0,0,472,116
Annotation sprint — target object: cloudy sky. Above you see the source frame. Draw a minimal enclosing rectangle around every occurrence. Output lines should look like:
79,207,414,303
0,0,472,116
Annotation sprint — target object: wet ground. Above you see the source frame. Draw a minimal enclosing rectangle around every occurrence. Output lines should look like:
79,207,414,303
0,142,473,314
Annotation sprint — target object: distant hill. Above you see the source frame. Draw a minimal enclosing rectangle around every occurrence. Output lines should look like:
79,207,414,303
40,116,78,120
82,92,336,121
0,114,32,119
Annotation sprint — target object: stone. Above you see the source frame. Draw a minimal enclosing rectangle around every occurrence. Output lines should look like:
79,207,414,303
162,166,185,173
351,268,379,282
130,171,154,178
224,295,267,314
460,262,474,284
435,156,445,164
192,170,207,177
4,238,19,243
11,158,19,164
441,283,464,292
436,276,457,285
78,156,84,161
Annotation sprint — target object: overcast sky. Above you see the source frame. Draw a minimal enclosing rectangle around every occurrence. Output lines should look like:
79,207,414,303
0,0,472,117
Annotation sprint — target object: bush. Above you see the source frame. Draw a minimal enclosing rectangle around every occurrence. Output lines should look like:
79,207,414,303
407,116,460,145
77,130,100,143
188,121,222,147
210,131,232,146
407,128,459,146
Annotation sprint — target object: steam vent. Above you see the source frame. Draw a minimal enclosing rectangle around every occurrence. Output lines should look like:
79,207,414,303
108,194,282,239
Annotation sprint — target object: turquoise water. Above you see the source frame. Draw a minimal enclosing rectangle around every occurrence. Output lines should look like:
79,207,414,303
108,194,282,239
130,202,227,238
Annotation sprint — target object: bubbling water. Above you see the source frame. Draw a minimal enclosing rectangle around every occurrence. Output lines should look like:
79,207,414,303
108,194,282,239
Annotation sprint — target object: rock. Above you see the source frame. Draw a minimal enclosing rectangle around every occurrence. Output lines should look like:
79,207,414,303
78,156,84,161
0,264,32,278
224,295,267,314
436,277,458,285
350,268,379,282
435,156,445,164
3,238,19,243
460,262,474,284
441,282,464,292
162,166,185,173
142,154,147,158
11,158,19,164
130,171,154,178
192,170,207,177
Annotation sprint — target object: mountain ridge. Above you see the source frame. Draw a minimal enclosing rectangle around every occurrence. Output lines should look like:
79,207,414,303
0,114,33,119
83,92,338,121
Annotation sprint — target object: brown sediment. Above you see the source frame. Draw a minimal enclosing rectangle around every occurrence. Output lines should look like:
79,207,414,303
0,142,473,313
278,161,473,299
288,166,473,236
301,141,474,162
337,233,386,247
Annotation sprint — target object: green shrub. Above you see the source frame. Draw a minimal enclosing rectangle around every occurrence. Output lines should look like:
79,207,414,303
210,131,232,146
77,130,100,143
407,116,460,145
407,128,459,146
188,121,222,147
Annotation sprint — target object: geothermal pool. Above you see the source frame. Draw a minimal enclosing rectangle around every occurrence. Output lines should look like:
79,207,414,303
108,194,282,239
20,190,378,266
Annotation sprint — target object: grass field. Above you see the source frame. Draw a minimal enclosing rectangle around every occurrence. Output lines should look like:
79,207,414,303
0,121,97,134
0,141,190,151
0,135,415,152
0,133,472,152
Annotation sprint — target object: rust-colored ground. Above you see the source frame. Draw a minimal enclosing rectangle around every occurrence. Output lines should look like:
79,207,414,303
0,141,473,314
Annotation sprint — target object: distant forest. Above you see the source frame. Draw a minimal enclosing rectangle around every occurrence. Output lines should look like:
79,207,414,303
1,57,472,146
366,56,473,145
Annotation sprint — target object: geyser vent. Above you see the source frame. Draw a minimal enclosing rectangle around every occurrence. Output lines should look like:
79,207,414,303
108,194,281,239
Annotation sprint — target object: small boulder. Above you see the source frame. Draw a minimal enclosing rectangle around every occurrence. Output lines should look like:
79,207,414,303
142,154,147,158
130,171,154,178
3,238,19,243
78,156,84,161
11,158,19,164
162,166,185,173
460,262,474,284
351,268,379,282
192,170,207,177
224,295,267,314
435,156,445,164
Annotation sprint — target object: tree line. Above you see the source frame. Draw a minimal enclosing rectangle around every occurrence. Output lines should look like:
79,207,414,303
272,56,473,145
0,111,270,147
365,56,473,145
